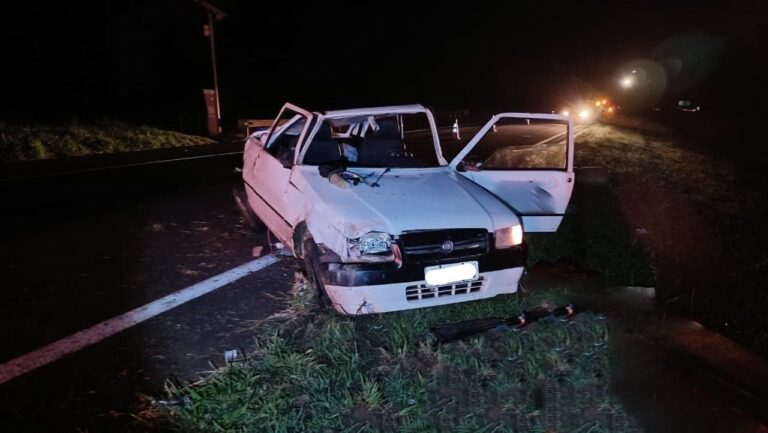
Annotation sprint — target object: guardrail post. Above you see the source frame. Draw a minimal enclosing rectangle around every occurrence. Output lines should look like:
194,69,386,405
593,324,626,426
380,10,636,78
452,119,461,140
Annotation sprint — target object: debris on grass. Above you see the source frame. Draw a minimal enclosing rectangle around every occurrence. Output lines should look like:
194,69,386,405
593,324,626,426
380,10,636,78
430,303,576,344
223,349,241,364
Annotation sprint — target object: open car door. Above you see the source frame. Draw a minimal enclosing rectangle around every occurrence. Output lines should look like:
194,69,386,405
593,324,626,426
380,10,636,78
449,113,574,232
245,103,314,249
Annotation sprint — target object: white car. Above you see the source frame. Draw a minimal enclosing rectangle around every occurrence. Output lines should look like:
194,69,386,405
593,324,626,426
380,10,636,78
238,103,574,315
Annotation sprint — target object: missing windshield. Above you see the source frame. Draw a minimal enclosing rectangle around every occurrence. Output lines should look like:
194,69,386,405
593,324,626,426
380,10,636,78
302,112,440,168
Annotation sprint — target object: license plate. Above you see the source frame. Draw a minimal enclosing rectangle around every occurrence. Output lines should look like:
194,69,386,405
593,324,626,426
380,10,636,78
424,261,479,287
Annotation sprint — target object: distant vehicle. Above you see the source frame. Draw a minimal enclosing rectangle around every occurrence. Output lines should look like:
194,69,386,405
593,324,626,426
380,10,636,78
237,103,575,315
677,100,701,112
559,98,613,123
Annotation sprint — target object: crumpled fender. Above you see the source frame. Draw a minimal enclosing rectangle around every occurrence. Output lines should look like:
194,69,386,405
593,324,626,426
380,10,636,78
305,200,390,263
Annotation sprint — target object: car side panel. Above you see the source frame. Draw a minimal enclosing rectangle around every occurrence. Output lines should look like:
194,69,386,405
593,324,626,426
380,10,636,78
243,146,296,250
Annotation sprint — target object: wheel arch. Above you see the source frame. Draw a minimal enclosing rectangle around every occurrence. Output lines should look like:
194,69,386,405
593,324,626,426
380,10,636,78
293,221,311,259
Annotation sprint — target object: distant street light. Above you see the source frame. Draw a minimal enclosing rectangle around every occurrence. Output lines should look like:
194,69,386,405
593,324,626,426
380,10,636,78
620,76,635,89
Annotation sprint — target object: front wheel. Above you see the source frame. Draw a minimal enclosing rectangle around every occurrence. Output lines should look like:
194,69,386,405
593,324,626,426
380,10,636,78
232,182,261,231
302,239,333,312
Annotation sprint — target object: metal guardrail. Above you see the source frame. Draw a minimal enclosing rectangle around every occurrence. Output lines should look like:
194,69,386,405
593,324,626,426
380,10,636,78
237,119,277,137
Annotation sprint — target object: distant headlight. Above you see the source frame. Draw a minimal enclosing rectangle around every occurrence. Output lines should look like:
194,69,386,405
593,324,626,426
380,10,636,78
354,231,392,255
495,225,523,249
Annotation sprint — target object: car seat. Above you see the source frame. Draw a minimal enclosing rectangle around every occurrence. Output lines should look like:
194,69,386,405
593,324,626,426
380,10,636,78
303,122,341,165
358,117,406,165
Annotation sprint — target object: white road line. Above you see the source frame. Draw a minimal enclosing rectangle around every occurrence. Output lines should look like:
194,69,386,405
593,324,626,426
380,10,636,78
574,124,588,137
529,129,568,147
533,124,588,145
0,254,279,385
1,150,244,183
497,124,587,151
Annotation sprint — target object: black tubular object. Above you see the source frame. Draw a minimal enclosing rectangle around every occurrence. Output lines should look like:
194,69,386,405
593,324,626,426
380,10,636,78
430,304,576,344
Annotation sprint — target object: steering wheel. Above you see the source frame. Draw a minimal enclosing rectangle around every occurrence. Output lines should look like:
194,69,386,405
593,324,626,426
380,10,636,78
378,143,409,164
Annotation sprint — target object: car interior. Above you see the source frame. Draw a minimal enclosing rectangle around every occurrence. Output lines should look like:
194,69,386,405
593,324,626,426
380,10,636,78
302,115,435,168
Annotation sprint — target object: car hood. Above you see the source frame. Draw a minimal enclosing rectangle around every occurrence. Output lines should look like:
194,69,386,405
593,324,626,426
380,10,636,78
298,166,518,239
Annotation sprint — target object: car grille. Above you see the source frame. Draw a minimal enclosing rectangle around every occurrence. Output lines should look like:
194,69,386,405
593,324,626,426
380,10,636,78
405,277,485,301
398,229,488,265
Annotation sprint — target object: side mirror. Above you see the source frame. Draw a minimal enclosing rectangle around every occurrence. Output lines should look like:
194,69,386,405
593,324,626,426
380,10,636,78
456,161,467,172
245,135,265,150
253,131,269,145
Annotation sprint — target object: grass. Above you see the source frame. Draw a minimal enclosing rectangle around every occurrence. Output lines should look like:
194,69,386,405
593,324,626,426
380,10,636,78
528,121,767,286
0,120,215,162
151,276,637,433
525,180,656,287
575,122,767,234
527,120,768,355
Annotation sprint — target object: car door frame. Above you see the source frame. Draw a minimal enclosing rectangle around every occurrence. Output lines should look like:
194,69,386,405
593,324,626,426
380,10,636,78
244,103,315,248
448,112,575,232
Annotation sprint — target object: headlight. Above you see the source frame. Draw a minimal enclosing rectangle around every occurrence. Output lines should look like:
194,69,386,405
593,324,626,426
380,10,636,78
495,225,523,249
353,231,392,255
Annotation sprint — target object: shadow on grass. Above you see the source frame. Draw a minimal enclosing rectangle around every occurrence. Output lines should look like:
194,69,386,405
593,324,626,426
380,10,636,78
526,180,655,288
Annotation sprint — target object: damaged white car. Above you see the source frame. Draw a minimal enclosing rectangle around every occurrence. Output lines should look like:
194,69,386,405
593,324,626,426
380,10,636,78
238,103,574,315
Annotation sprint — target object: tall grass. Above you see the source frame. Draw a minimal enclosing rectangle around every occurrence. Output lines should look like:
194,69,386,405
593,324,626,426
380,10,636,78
0,120,215,162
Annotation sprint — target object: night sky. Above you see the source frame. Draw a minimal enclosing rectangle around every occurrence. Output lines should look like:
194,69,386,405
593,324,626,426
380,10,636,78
3,0,766,131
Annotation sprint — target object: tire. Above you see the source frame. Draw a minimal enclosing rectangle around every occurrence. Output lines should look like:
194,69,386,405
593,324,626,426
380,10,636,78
302,239,333,311
232,182,261,231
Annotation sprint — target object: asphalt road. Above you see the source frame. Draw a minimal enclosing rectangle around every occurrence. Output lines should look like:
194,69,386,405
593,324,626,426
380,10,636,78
0,146,298,432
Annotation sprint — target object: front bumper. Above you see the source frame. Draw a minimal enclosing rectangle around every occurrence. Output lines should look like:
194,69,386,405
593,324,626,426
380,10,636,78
324,267,524,315
318,245,526,315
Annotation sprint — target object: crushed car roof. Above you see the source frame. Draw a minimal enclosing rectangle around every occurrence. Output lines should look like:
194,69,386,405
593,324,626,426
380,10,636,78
320,104,429,118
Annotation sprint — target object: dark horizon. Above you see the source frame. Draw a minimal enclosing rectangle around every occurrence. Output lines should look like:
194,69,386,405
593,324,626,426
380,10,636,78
3,0,766,131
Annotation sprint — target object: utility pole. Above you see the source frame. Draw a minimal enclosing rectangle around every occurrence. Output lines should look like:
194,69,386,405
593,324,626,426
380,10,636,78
192,0,226,135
